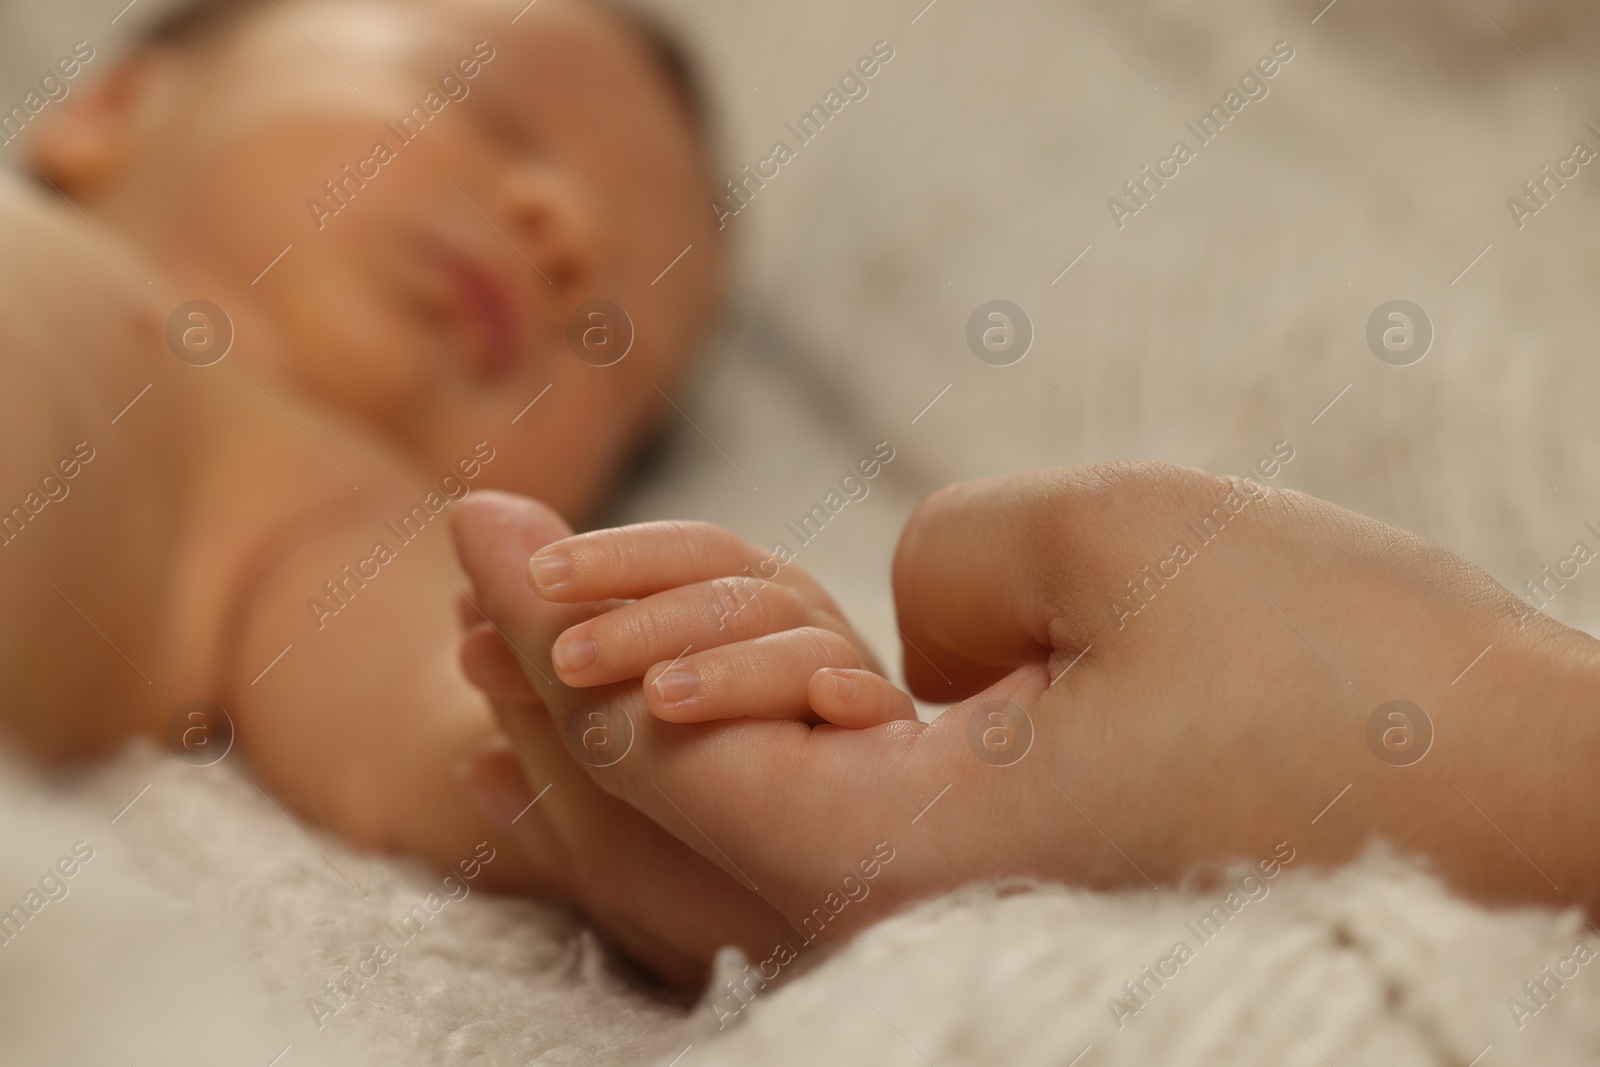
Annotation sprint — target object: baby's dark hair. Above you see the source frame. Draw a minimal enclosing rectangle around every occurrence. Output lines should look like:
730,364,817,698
139,0,710,131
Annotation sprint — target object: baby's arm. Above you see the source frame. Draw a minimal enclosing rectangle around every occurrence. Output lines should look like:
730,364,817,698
526,521,913,727
222,488,529,882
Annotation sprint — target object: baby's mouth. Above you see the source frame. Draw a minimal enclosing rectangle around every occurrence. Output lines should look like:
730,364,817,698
431,245,525,381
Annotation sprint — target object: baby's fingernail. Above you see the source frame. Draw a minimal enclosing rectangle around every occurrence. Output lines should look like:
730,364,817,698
552,635,597,673
460,738,535,828
824,669,860,703
653,668,700,704
528,552,572,589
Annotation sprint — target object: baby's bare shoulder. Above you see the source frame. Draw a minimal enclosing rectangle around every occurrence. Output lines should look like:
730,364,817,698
0,176,405,753
0,175,469,768
0,175,167,388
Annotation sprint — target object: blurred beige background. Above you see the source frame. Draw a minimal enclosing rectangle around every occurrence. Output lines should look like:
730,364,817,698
5,0,1599,660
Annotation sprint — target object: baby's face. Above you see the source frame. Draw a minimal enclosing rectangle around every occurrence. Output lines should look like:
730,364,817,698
41,0,720,519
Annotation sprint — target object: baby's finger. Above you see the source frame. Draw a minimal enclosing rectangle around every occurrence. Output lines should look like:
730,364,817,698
460,622,543,705
529,521,770,602
455,590,486,628
808,668,917,729
642,627,866,722
551,576,807,686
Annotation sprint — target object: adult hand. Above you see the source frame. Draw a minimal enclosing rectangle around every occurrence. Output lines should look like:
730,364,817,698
454,466,1600,960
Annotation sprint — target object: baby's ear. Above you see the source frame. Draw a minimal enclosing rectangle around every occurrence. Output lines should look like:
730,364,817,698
494,161,600,303
29,53,169,197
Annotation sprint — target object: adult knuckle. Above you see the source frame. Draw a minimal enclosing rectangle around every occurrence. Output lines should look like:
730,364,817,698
708,575,768,634
686,521,755,574
791,625,857,668
618,603,663,651
660,520,710,566
606,522,670,574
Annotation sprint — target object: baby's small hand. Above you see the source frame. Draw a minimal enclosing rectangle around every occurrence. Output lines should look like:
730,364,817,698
526,521,912,727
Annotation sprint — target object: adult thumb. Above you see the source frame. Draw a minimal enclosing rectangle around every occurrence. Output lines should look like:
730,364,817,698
890,466,1167,700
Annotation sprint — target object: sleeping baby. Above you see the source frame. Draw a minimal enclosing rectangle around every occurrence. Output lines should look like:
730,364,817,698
0,0,881,985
